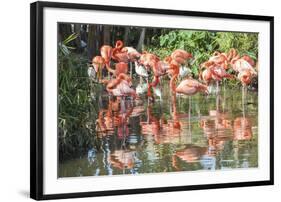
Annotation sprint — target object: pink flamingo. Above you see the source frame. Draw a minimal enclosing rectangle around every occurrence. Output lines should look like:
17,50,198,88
233,117,252,141
112,40,141,62
112,40,141,75
208,51,229,69
106,61,128,77
199,67,213,85
169,61,208,96
228,48,257,105
172,77,209,96
169,49,193,66
228,48,257,75
91,56,105,81
200,60,233,94
100,45,113,77
106,73,137,99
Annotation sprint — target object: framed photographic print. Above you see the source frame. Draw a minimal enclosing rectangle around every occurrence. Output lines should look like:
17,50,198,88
30,1,274,200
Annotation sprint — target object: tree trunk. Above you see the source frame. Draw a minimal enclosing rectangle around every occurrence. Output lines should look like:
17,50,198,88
137,28,146,52
58,24,72,42
123,27,130,45
103,25,111,45
74,24,81,52
87,25,98,62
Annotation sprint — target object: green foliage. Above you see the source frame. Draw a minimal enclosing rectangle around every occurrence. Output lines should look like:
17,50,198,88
58,33,78,56
215,32,258,60
58,35,98,161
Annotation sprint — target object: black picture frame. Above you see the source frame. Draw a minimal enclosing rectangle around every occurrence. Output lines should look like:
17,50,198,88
30,1,274,200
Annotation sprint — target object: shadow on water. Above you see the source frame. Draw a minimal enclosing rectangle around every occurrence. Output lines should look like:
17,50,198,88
59,80,258,177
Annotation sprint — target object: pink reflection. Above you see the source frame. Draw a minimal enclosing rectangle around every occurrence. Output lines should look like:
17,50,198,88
110,150,135,170
233,117,252,140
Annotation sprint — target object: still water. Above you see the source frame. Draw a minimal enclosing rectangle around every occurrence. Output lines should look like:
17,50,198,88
59,82,258,177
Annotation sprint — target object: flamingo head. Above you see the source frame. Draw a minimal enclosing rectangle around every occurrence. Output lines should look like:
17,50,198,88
164,56,172,63
238,70,252,86
92,56,105,72
115,40,124,49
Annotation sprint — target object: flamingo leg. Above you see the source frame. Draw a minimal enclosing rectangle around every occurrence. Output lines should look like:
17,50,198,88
223,82,226,112
147,100,150,124
216,80,220,95
130,62,133,78
242,85,245,118
188,96,191,138
216,93,219,112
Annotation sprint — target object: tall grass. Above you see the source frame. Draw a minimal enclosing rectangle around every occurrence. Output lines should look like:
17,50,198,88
58,36,100,161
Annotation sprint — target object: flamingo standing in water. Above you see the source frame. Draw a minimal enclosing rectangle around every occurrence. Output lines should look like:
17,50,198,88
228,48,257,84
228,48,257,105
169,63,208,121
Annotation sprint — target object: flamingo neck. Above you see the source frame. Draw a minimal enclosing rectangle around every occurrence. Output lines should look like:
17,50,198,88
115,40,123,50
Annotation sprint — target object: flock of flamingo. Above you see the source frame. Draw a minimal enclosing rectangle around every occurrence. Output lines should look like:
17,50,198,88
89,40,257,100
84,40,258,172
88,40,258,134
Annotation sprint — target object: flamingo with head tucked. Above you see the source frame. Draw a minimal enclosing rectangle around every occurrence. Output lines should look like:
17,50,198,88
208,51,229,69
112,40,141,76
112,41,129,63
105,62,128,77
228,48,257,104
238,70,253,86
106,73,137,99
228,48,257,75
172,77,209,96
165,49,193,80
113,40,141,62
169,49,193,66
199,67,213,85
100,45,113,74
91,56,105,81
200,59,233,94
